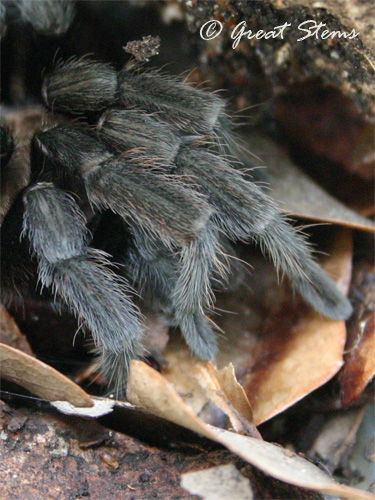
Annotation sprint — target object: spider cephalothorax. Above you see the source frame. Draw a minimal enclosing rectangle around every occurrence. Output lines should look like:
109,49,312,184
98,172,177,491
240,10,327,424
1,1,352,397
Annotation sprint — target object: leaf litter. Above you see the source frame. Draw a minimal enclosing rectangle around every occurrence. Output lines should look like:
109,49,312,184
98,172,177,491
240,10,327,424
127,360,374,500
1,135,373,498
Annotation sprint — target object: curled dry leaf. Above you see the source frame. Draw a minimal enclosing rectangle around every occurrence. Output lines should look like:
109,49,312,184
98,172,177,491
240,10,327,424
127,360,374,500
243,313,347,425
162,339,212,417
162,346,260,436
0,343,93,408
245,133,375,232
181,463,253,500
252,229,352,422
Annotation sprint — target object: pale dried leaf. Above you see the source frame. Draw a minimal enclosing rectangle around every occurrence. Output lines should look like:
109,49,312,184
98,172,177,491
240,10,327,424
127,360,209,437
325,229,354,296
163,339,211,416
340,312,375,408
162,349,258,433
127,361,374,500
51,397,114,417
0,343,93,407
209,364,254,423
310,408,366,471
181,464,253,500
246,133,375,233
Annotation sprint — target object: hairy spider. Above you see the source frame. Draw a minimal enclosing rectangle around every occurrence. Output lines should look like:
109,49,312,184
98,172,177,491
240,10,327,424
1,0,352,397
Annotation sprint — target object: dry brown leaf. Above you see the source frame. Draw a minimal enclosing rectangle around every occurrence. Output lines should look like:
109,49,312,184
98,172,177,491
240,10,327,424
127,360,374,500
162,339,211,416
339,261,375,408
0,304,33,355
325,229,354,296
208,363,254,423
340,312,375,408
222,229,352,424
244,312,346,425
245,133,375,233
0,343,93,407
127,360,210,437
181,464,253,500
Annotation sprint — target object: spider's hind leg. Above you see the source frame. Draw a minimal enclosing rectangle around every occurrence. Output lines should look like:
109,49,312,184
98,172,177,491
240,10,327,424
171,224,228,360
22,182,143,397
127,227,221,361
176,146,353,321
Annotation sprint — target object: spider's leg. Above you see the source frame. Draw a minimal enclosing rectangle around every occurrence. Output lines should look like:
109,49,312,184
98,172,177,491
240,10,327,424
129,226,224,360
118,66,266,184
35,124,222,358
43,58,225,134
176,146,353,321
43,58,117,113
117,66,225,135
98,109,181,165
114,67,351,319
171,224,226,359
84,156,212,248
212,114,270,184
126,229,176,312
22,182,143,397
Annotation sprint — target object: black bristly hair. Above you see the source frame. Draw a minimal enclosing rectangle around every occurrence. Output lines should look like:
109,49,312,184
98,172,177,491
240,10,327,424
1,43,353,398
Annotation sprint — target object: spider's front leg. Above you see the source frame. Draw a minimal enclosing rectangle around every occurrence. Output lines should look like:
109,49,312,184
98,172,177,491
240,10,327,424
22,182,143,396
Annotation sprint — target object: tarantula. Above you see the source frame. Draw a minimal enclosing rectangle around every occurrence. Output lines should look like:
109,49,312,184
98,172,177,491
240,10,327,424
1,0,352,397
